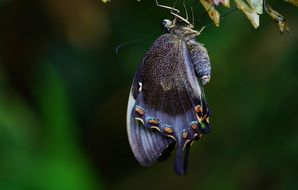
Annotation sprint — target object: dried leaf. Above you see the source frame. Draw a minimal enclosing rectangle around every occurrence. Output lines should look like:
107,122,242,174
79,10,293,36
285,0,298,6
222,0,231,7
264,0,289,34
200,0,221,26
234,0,259,28
212,0,230,7
248,0,263,14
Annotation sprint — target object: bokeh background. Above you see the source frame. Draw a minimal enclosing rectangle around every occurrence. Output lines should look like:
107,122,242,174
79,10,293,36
0,0,297,190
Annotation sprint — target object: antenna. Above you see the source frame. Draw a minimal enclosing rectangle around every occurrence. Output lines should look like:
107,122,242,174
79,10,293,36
183,0,188,21
204,6,238,28
115,33,157,54
155,0,180,13
190,0,214,27
156,0,192,26
191,0,238,30
190,1,214,29
191,6,195,26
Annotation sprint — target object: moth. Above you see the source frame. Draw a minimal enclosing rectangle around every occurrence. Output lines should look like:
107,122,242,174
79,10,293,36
126,15,212,175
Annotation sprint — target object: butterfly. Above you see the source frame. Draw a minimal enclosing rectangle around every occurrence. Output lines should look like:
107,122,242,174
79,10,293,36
126,15,212,175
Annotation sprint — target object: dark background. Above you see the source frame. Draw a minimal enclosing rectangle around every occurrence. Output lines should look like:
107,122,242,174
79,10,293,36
0,0,297,190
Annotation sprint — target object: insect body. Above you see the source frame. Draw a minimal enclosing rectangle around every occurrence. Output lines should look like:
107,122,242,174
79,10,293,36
127,17,211,175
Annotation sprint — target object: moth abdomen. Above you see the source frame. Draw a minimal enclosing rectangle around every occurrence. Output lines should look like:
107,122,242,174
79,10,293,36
188,42,211,85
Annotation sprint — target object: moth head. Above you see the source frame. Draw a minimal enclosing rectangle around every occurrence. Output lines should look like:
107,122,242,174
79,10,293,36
161,19,172,31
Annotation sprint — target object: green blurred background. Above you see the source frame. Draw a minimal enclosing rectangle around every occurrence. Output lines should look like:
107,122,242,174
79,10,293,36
0,0,297,190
